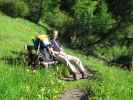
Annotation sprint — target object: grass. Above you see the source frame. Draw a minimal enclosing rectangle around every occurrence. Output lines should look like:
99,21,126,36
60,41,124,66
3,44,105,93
0,13,133,100
64,49,133,100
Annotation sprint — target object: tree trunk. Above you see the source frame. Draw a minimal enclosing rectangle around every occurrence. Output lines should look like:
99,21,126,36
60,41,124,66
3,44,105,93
35,0,44,24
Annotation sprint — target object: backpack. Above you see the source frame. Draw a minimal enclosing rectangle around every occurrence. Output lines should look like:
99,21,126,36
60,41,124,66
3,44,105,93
33,35,54,62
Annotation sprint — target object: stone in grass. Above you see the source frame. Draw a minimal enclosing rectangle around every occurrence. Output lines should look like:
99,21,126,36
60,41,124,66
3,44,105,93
58,88,88,100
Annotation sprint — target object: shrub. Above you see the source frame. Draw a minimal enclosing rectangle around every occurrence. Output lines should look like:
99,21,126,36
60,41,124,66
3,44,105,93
41,9,72,30
0,0,29,17
62,0,114,48
94,45,129,63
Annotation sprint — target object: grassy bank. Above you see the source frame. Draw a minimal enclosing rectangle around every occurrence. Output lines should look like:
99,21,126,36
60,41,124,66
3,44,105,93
0,14,133,100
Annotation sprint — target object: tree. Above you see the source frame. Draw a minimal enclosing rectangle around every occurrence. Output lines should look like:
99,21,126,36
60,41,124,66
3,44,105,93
63,0,114,48
25,0,44,23
106,0,133,23
0,0,29,17
59,0,76,15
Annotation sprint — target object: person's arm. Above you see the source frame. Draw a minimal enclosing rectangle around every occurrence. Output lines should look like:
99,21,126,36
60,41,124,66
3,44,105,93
48,47,60,56
48,46,66,57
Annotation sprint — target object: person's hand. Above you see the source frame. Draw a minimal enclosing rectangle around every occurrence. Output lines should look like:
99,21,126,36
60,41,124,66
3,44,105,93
60,47,64,51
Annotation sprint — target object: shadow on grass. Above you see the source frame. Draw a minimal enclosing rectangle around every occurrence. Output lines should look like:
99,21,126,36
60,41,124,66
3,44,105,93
88,70,102,81
83,49,132,71
110,55,132,70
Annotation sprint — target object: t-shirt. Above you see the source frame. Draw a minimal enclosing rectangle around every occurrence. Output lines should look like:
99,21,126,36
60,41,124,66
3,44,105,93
51,39,61,51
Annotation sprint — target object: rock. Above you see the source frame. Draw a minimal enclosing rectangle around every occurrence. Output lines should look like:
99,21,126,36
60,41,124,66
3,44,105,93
58,89,88,100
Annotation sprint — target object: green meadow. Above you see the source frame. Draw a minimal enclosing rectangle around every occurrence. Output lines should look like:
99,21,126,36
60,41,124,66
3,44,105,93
0,13,133,100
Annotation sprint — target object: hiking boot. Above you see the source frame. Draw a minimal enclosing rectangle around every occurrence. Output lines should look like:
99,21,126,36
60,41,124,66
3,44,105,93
73,73,81,80
81,72,88,79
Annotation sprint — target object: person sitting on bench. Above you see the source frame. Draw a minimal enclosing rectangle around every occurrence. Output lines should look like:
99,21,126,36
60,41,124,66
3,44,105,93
50,30,88,79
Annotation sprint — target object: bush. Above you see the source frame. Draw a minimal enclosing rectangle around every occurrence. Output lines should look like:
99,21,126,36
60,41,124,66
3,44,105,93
41,9,72,30
0,0,29,17
62,0,114,48
93,44,133,69
94,45,129,63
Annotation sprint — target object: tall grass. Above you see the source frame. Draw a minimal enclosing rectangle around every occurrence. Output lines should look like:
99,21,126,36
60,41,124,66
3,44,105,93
65,49,133,100
94,44,129,62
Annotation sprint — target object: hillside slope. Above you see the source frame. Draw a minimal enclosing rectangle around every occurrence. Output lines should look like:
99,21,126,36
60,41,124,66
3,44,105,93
0,14,133,100
0,14,64,100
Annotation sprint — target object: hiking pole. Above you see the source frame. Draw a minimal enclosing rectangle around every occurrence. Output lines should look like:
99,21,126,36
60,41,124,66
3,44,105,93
37,42,41,55
33,42,41,66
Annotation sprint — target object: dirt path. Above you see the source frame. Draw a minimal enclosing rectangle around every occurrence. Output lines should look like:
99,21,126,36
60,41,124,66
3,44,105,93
58,89,88,100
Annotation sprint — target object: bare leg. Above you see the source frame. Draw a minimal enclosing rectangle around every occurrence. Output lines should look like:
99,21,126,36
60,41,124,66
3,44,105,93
55,54,78,74
66,55,86,73
66,55,88,78
55,54,82,80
